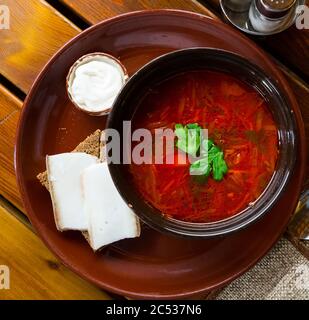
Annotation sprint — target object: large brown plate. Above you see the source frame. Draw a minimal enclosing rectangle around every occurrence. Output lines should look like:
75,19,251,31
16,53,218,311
15,10,306,299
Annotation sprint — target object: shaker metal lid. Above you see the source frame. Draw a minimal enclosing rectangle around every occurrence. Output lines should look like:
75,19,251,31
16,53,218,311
257,0,296,18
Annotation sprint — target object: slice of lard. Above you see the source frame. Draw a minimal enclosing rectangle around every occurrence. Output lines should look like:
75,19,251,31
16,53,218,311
46,152,98,231
82,162,140,251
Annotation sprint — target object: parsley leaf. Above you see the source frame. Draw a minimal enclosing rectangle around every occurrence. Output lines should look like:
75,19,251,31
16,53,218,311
212,151,228,181
175,123,201,156
175,123,228,181
190,157,211,176
200,138,214,157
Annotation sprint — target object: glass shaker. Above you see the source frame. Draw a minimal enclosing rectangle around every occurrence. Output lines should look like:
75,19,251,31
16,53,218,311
249,0,297,33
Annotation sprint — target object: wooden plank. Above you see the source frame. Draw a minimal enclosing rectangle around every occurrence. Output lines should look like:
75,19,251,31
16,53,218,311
0,204,111,300
203,0,309,80
0,0,80,93
0,87,23,211
0,85,20,122
60,0,217,24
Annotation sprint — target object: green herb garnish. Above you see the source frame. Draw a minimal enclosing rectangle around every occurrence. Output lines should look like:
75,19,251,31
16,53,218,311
175,123,201,156
175,123,228,181
212,151,228,181
190,157,211,177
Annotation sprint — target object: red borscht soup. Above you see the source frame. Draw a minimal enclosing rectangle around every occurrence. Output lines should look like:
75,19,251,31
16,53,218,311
129,71,278,223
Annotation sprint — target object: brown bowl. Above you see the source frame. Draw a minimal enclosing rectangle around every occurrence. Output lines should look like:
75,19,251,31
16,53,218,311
15,10,306,299
107,47,297,238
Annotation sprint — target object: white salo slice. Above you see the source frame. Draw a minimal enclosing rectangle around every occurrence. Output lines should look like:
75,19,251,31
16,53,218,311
46,152,98,231
82,162,140,251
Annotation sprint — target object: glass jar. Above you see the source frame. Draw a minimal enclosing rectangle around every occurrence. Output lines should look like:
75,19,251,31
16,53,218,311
249,0,296,33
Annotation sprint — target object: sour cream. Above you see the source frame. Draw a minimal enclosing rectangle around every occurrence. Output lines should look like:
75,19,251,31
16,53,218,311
67,54,128,115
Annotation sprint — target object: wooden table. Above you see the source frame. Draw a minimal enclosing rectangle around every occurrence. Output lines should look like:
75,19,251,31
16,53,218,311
0,0,308,299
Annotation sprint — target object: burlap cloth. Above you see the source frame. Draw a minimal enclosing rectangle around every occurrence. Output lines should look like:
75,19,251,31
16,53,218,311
215,238,309,300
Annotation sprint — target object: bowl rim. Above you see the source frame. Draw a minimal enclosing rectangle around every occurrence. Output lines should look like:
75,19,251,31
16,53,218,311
107,47,298,238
